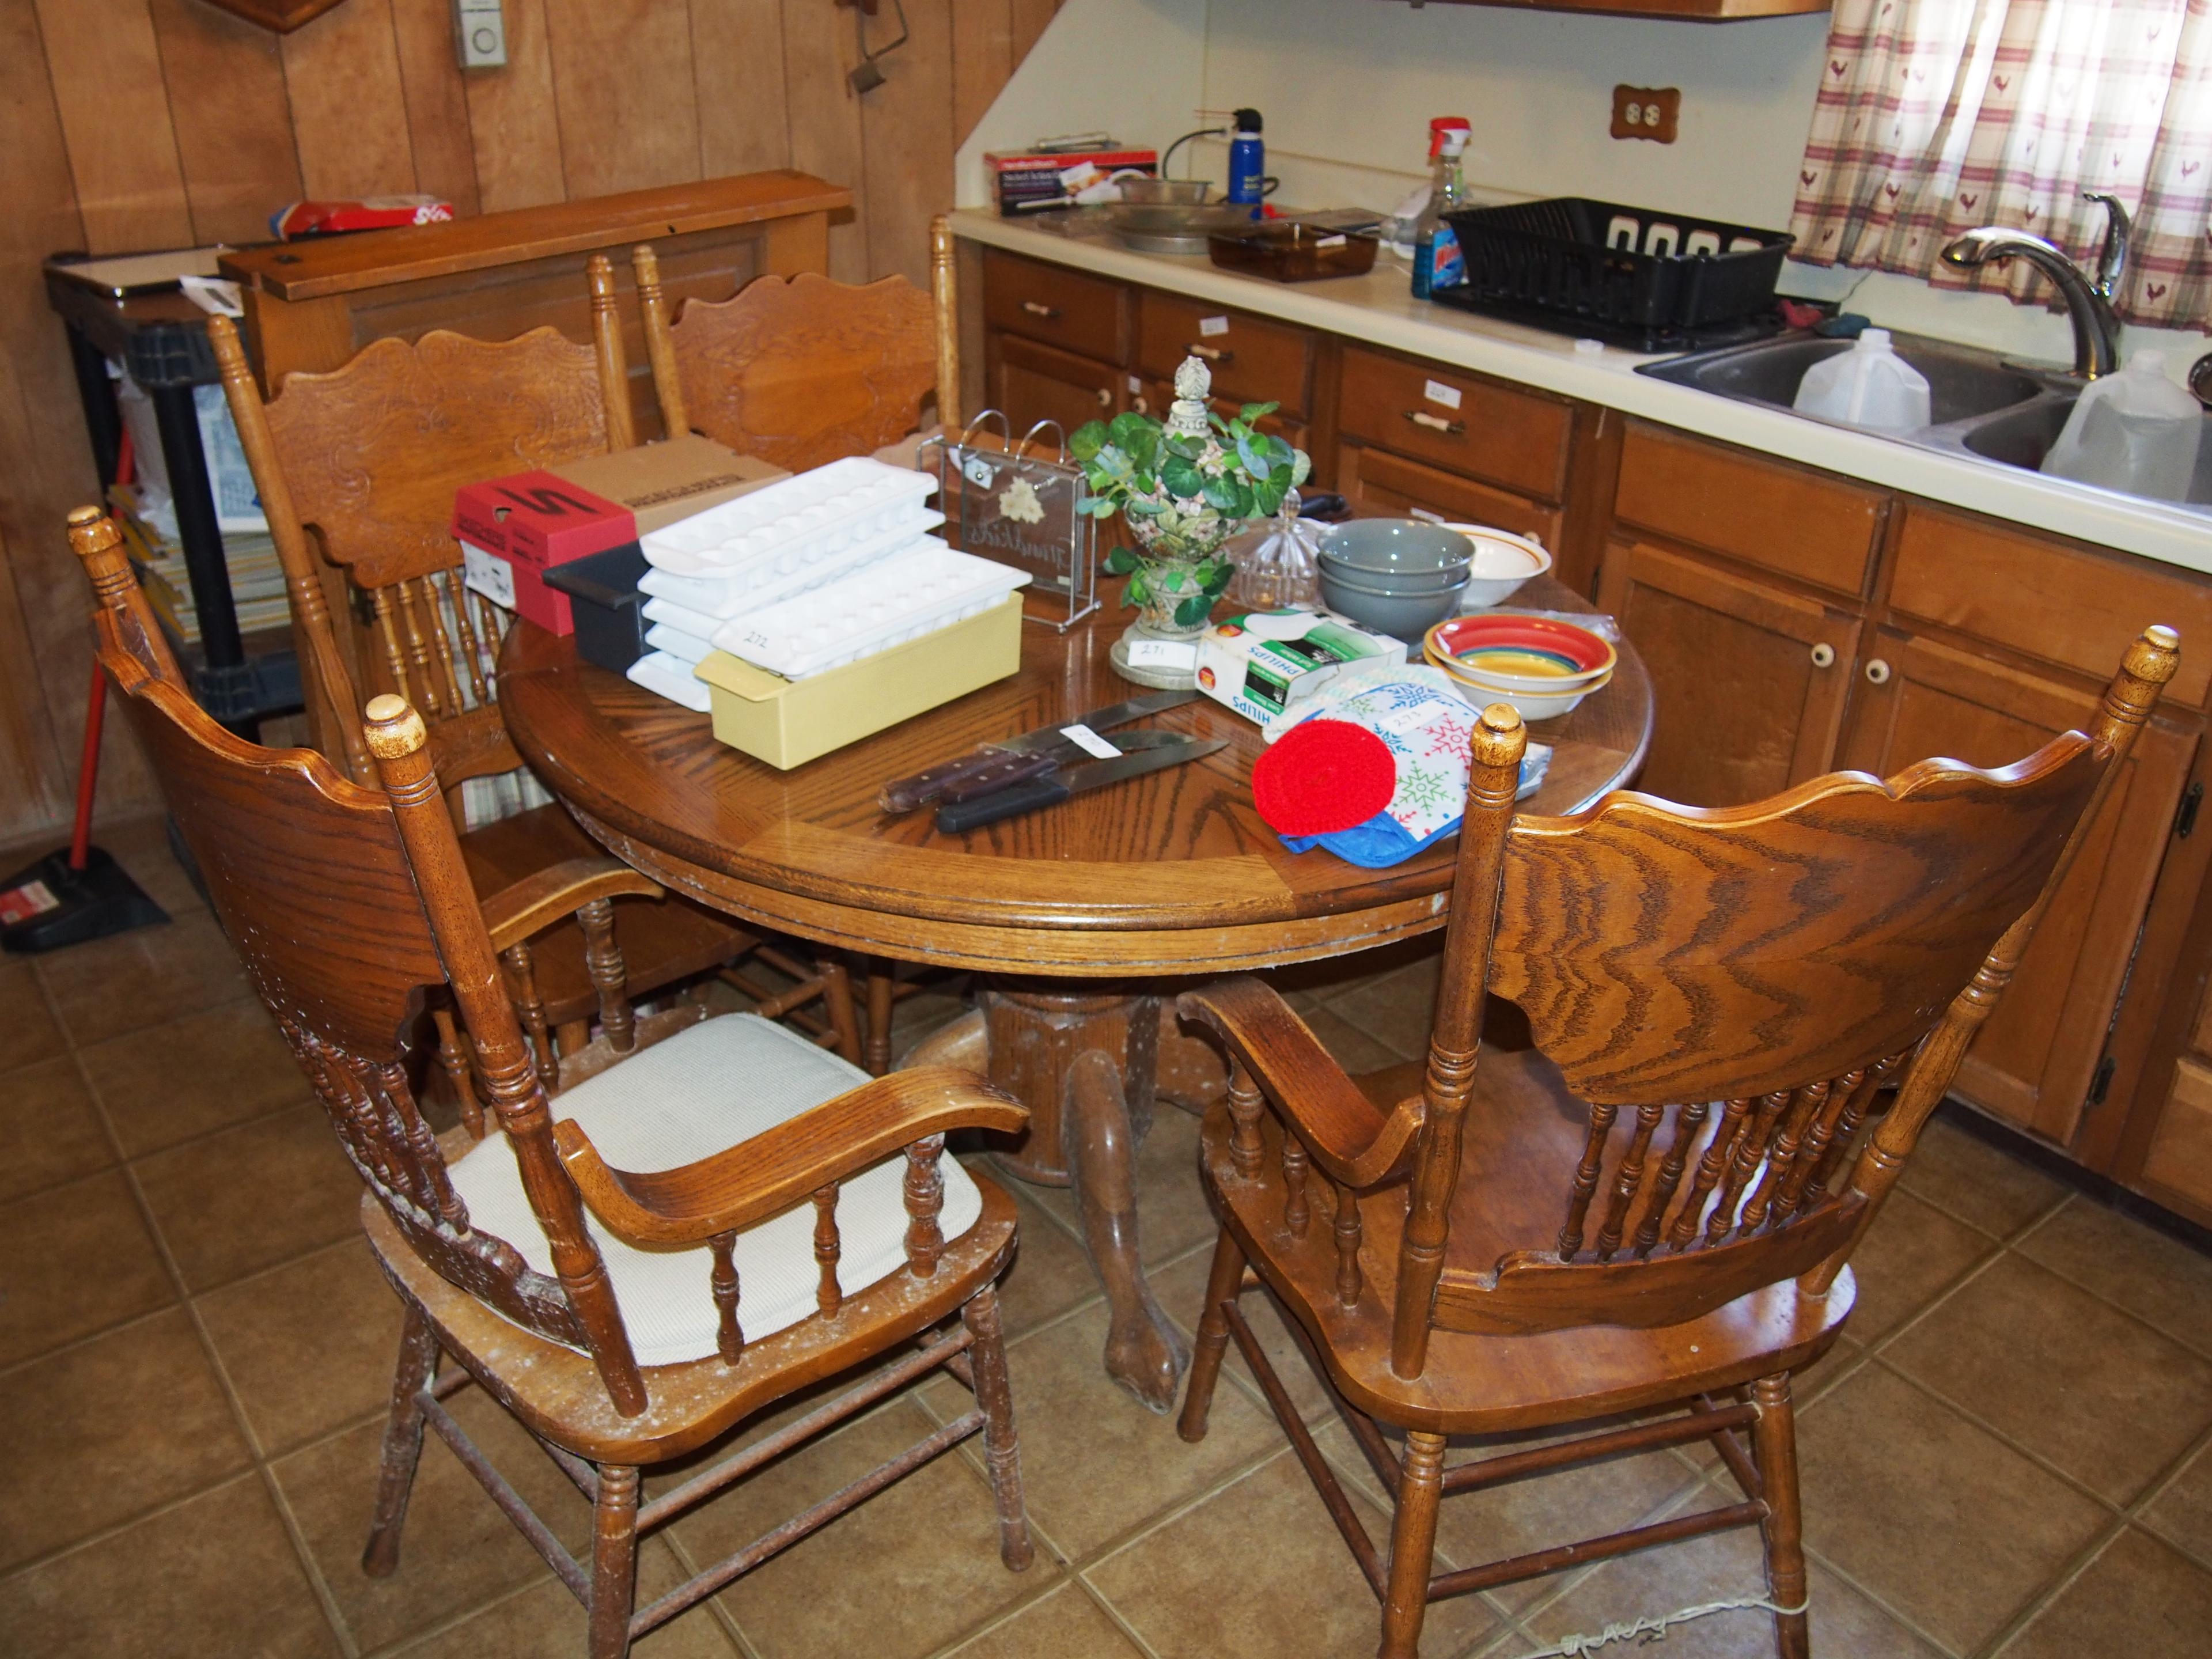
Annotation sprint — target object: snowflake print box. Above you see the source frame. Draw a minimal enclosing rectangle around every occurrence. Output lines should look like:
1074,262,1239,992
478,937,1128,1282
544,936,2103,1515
1193,608,1408,725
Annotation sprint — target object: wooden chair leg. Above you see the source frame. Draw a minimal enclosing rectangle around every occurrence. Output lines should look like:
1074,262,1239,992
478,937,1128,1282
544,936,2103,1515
1177,1225,1248,1444
820,956,864,1069
1752,1374,1810,1659
589,1464,641,1659
1378,1431,1447,1659
361,1302,440,1577
865,962,896,1075
555,1018,591,1060
962,1284,1034,1570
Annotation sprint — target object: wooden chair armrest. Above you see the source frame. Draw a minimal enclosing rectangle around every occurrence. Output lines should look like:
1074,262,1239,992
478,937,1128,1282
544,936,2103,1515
480,858,665,953
1176,979,1423,1188
552,1066,1028,1247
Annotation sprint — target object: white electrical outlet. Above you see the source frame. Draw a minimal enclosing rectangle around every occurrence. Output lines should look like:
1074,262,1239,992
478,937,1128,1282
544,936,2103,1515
455,0,507,70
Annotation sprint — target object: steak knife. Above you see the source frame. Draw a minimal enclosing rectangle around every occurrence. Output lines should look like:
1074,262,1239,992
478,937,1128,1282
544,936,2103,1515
935,738,1228,834
878,690,1197,813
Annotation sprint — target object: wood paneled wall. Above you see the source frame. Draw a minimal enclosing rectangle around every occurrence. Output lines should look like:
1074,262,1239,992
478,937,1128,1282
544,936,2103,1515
0,0,1058,843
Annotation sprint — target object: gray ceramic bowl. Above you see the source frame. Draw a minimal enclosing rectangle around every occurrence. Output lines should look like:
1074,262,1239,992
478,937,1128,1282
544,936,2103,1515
1317,519,1476,579
1315,550,1469,594
1319,567,1467,637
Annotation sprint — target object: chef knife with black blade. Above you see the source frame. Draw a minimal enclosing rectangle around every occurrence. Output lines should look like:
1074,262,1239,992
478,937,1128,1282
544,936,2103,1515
934,737,1228,834
878,690,1196,813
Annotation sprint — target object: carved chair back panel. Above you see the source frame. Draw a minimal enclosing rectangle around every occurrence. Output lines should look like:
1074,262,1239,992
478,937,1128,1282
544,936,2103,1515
668,271,935,471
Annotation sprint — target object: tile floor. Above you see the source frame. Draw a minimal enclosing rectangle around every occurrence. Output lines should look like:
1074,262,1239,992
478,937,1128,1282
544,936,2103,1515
5,816,2212,1657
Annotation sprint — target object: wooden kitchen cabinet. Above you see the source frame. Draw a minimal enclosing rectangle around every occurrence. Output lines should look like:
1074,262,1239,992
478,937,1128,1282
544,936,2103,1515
1136,291,1312,416
1338,442,1562,550
1839,627,2200,1146
1596,539,1861,806
980,249,1127,363
984,332,1124,444
1337,344,1573,502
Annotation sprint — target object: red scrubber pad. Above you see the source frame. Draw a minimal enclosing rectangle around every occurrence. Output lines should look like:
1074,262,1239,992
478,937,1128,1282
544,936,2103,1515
1252,719,1397,836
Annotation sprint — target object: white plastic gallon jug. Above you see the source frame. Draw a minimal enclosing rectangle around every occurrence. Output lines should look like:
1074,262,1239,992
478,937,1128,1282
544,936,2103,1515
1791,329,1933,435
2040,350,2203,503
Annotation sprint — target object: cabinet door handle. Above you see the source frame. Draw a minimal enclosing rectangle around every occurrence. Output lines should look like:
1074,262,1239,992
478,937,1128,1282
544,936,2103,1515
1131,394,1150,415
1864,657,1892,685
1186,343,1235,363
1404,410,1465,437
1096,386,1113,409
1809,642,1836,669
1021,300,1061,320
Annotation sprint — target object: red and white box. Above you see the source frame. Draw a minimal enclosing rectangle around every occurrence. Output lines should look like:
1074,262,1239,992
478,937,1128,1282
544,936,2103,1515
984,147,1157,215
453,472,634,635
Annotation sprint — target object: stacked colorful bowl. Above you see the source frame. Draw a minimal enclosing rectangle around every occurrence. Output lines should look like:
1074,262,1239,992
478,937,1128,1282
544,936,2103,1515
1423,613,1616,720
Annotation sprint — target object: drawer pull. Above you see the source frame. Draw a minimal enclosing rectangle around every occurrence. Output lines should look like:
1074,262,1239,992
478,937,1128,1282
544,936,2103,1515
1021,300,1062,320
1809,642,1836,669
1096,387,1113,409
1186,343,1235,364
1404,410,1465,437
1864,657,1892,685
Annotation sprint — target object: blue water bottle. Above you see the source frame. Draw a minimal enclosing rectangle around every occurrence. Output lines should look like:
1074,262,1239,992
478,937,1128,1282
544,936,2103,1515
1226,108,1265,213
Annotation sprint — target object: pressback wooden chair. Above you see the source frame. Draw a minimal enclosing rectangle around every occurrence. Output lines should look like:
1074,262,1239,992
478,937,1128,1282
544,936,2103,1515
1175,625,2179,1659
210,272,863,1070
72,506,1032,1659
632,216,959,475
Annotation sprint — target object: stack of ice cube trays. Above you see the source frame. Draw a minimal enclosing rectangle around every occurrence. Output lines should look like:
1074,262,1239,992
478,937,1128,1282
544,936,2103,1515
625,456,1028,710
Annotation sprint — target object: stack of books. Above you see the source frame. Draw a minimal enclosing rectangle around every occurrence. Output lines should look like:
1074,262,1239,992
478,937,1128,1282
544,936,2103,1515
108,483,291,648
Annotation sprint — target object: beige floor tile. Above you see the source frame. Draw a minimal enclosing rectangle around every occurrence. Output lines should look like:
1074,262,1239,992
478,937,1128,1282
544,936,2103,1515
1017,1102,1218,1269
133,1102,362,1291
922,1296,1281,1558
2139,1436,2212,1565
1525,1513,1942,1658
1794,1363,2108,1653
1294,1002,1407,1077
1840,1189,1993,1340
1998,1525,2212,1659
0,1055,114,1203
0,1168,173,1367
1885,1251,2212,1503
33,910,251,1047
0,1473,339,1658
1089,1449,1498,1659
81,998,309,1157
395,1539,737,1657
1895,1115,2066,1238
92,812,210,919
196,1237,409,1457
0,959,69,1071
2015,1194,2212,1359
0,1307,252,1573
946,1581,1145,1657
274,1384,594,1653
991,1189,1103,1338
889,986,972,1063
679,1399,1052,1659
1326,958,1445,1060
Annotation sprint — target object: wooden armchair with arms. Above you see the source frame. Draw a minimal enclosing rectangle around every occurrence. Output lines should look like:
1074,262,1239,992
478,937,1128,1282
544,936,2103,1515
209,269,863,1071
71,506,1033,1659
1174,626,2180,1658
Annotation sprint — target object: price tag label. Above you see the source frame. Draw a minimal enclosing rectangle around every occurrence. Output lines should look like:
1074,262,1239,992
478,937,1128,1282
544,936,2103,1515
1126,639,1199,669
1376,699,1457,737
461,543,516,610
1198,316,1230,338
1316,234,1347,250
1423,379,1464,410
1058,723,1123,760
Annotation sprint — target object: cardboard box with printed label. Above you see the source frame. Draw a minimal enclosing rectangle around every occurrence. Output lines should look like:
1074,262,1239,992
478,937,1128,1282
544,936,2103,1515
1193,609,1408,725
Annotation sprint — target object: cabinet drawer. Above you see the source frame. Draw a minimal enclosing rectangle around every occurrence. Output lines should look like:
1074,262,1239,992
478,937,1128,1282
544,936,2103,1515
1338,347,1571,500
2145,1057,2212,1215
1614,424,1882,597
1136,293,1311,416
986,333,1123,441
1339,444,1561,550
982,250,1126,363
1890,504,2212,708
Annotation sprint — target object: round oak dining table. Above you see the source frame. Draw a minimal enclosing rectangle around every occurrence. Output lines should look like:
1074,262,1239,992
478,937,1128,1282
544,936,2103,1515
499,573,1652,1411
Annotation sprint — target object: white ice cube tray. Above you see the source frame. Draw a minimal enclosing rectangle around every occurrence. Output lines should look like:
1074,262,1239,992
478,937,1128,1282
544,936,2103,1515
626,650,711,712
638,513,945,619
644,622,711,665
713,546,1032,679
639,594,721,640
641,457,940,580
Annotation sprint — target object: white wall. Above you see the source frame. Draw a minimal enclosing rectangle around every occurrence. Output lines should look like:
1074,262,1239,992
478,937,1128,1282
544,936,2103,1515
964,0,2203,365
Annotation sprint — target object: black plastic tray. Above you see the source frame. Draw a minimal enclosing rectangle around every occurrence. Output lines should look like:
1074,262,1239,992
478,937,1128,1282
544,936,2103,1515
1442,198,1792,334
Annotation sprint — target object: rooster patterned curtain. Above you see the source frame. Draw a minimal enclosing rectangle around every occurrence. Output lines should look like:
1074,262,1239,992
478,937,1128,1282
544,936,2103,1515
1791,0,2212,330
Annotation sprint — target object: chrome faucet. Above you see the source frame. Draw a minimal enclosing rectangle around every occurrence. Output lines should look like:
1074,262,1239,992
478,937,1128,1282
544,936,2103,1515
1941,192,2129,379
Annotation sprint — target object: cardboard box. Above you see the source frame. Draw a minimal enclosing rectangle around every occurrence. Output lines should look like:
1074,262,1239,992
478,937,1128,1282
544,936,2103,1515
1194,609,1408,725
454,438,787,632
984,147,1157,215
694,596,1024,770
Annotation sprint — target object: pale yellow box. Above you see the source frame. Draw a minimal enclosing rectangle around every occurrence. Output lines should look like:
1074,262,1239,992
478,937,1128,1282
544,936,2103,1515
693,596,1025,770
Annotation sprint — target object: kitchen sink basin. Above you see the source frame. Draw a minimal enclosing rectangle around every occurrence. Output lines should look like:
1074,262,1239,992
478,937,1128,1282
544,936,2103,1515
1639,332,2047,425
1958,398,2212,506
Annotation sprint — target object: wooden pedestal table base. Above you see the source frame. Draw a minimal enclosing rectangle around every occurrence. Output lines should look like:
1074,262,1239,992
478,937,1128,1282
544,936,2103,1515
910,991,1231,1412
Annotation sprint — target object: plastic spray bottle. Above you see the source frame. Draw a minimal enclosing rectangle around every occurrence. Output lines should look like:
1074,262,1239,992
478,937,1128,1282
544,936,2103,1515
1411,117,1472,300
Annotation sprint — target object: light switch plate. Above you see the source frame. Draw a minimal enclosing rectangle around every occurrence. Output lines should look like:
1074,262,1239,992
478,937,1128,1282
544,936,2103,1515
455,0,506,69
1611,85,1680,145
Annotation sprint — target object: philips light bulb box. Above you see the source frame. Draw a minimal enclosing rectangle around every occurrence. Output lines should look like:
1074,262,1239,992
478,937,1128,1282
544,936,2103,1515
1194,609,1408,725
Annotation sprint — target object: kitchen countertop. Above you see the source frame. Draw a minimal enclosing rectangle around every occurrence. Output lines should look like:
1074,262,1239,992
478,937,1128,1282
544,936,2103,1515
951,208,2212,577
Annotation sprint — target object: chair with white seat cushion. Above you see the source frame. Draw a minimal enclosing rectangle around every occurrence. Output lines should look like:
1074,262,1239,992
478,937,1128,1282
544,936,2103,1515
78,502,1033,1659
